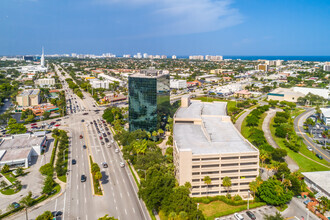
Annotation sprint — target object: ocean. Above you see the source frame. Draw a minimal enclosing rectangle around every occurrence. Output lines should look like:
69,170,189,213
177,56,330,62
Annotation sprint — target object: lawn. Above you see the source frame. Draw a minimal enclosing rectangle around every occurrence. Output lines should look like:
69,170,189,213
199,200,266,220
58,175,67,183
241,112,267,140
0,187,17,195
269,117,330,172
2,172,17,183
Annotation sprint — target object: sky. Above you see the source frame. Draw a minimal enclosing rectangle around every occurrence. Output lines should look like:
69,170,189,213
0,0,330,56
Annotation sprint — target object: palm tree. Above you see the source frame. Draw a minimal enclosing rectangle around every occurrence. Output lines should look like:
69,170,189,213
264,212,284,220
0,180,8,189
282,179,292,192
259,150,269,168
168,212,177,220
203,176,212,196
178,211,188,220
20,191,34,207
249,180,258,197
222,176,232,195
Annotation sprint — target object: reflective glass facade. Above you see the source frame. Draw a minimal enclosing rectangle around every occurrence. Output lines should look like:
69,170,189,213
129,74,170,132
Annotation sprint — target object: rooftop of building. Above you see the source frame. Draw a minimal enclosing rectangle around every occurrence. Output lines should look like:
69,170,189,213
174,99,257,155
0,134,45,150
320,108,330,118
130,67,169,78
301,171,330,194
17,89,40,97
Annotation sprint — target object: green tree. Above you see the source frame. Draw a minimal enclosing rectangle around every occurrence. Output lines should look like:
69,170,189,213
264,212,285,220
246,115,259,127
168,212,177,220
25,114,35,123
98,214,118,220
42,176,55,194
19,191,34,207
0,180,8,189
203,176,212,196
36,211,53,220
91,163,101,174
1,164,10,173
39,163,53,176
222,176,232,195
249,180,258,197
95,171,102,181
6,118,27,134
42,111,51,119
15,167,24,176
257,178,293,206
138,165,175,211
178,211,188,220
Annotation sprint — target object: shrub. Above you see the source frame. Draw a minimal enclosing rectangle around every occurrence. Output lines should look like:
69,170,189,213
233,195,242,201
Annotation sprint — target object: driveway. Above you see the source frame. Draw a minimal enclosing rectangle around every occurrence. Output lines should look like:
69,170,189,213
282,197,319,220
262,109,299,172
0,136,54,211
218,205,278,220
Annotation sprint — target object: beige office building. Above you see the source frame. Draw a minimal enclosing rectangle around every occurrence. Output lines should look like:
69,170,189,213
173,96,259,198
16,89,40,107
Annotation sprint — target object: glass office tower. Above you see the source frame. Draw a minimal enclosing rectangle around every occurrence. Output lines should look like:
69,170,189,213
128,68,170,132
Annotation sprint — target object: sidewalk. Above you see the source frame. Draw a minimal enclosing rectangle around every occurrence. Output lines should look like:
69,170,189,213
262,109,299,172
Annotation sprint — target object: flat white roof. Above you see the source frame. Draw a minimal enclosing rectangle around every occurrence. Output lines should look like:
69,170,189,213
320,108,330,118
174,101,257,155
302,171,330,194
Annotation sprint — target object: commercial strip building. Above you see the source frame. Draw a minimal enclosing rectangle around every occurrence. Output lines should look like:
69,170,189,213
128,67,170,132
267,87,329,103
16,89,40,107
173,96,259,197
170,79,187,89
302,171,330,199
0,133,47,168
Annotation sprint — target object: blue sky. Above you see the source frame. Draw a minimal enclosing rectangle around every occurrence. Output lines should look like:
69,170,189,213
0,0,329,56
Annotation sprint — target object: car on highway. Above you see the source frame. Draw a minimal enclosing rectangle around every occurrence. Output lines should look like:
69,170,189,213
101,141,105,145
102,162,108,168
99,136,103,140
246,211,256,220
115,148,119,153
72,159,76,165
56,119,62,121
81,119,84,122
120,162,125,167
90,122,93,124
31,123,37,126
234,213,244,220
83,113,89,115
105,138,109,143
83,145,87,149
52,211,63,218
107,132,111,135
12,202,20,209
55,124,60,127
102,133,106,137
81,175,87,182
80,135,83,139
316,154,323,160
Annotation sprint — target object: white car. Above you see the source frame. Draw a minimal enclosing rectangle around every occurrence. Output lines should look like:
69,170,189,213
120,162,125,167
115,149,119,153
234,213,244,220
307,146,313,151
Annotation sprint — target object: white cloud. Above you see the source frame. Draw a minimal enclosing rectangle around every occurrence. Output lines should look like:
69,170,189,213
96,0,242,36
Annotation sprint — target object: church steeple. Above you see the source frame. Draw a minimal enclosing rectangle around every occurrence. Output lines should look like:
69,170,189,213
41,46,45,67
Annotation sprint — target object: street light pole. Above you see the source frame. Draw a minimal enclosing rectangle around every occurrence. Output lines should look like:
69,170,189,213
306,208,309,220
247,190,250,210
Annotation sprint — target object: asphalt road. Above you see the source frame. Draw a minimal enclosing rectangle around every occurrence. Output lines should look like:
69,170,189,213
7,65,150,220
294,109,330,163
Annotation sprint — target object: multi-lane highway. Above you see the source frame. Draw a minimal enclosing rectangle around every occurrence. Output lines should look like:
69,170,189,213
9,65,150,220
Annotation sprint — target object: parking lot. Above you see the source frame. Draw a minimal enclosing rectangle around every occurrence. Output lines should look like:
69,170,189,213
216,206,278,220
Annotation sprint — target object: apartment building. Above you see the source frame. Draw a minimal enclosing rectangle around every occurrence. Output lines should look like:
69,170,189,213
36,78,55,87
173,96,259,198
16,89,40,107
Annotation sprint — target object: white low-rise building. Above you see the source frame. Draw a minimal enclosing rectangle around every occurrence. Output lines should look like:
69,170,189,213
170,79,187,89
0,133,47,168
36,78,55,87
320,108,330,126
90,79,111,89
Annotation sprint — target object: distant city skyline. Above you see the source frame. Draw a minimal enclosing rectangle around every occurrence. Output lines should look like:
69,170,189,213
1,0,329,56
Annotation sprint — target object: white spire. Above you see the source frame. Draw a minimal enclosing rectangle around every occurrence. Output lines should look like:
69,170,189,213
41,46,45,67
